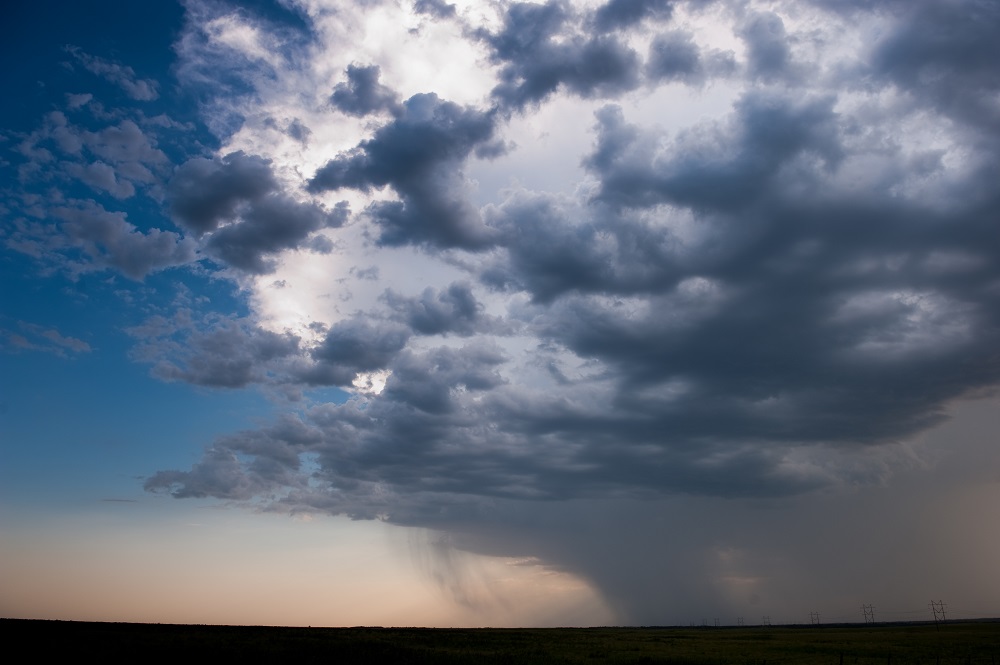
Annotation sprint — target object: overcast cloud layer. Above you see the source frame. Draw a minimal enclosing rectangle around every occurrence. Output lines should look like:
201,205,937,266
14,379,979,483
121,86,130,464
5,0,1000,624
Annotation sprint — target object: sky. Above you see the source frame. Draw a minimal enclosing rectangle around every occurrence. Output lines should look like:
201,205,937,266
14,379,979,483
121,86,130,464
2,0,1000,627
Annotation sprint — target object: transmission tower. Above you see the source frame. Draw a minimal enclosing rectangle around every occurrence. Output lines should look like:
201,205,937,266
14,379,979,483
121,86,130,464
761,615,771,627
930,600,947,624
861,604,875,625
809,612,820,625
737,617,744,627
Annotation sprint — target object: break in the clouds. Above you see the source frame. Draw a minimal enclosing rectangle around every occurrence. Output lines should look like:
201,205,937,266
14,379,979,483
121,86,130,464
6,0,1000,625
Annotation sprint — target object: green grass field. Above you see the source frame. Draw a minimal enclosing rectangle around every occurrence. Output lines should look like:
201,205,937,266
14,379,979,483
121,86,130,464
4,619,999,663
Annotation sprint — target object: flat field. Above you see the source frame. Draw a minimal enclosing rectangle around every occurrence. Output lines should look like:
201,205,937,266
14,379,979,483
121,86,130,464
3,619,999,663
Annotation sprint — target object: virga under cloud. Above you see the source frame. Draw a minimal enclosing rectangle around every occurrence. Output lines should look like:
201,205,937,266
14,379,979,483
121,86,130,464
5,0,1000,625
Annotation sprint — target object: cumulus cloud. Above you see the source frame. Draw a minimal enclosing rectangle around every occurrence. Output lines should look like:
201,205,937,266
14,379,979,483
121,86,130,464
330,64,402,117
4,199,197,280
169,152,348,272
382,282,508,336
148,0,1000,518
481,1,643,110
645,30,737,84
592,0,674,33
128,310,302,388
309,94,500,249
738,10,795,82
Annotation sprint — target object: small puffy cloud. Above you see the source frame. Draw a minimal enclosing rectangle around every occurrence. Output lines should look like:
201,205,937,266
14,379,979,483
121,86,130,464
330,64,402,117
65,161,136,199
66,93,93,109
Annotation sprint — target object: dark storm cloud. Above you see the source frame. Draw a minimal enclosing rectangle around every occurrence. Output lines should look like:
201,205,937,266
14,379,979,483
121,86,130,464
738,10,794,82
169,152,278,235
480,190,683,302
382,343,508,415
170,152,347,273
382,281,508,336
309,93,499,249
293,317,412,388
585,93,841,212
867,0,1000,132
145,445,284,500
645,30,737,84
146,414,322,499
206,198,348,274
592,0,673,32
150,0,1000,572
329,64,402,118
481,1,642,110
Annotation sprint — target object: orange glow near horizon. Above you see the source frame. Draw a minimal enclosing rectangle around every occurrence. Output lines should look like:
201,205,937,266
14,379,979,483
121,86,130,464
0,507,614,627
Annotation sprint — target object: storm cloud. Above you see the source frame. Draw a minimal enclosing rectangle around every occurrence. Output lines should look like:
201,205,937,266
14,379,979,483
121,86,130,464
309,93,501,249
12,0,998,625
170,152,348,272
482,1,643,110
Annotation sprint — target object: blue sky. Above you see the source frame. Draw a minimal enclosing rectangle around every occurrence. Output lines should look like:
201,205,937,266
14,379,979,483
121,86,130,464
3,0,1000,626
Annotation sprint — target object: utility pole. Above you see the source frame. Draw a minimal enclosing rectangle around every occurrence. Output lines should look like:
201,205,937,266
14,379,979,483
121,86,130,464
861,604,875,625
810,612,820,625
